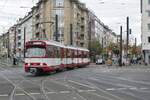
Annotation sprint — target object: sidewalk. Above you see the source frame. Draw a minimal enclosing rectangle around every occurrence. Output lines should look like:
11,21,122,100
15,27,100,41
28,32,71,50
0,57,23,67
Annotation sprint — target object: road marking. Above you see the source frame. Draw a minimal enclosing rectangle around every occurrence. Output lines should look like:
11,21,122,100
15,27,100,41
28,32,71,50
0,94,9,97
68,80,95,89
130,87,137,90
106,87,149,91
59,91,70,94
86,90,96,92
117,88,127,90
0,89,98,97
106,88,116,91
78,89,96,92
47,91,57,94
140,87,149,90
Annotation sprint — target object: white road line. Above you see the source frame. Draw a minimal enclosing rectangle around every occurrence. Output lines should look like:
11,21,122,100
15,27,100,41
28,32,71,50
86,90,96,92
72,76,124,100
68,80,95,89
59,91,70,94
140,87,149,90
94,73,150,86
77,90,96,92
0,91,69,97
129,87,138,90
117,88,127,90
47,92,57,94
106,87,149,91
0,94,9,97
91,77,136,89
106,88,116,91
50,80,88,100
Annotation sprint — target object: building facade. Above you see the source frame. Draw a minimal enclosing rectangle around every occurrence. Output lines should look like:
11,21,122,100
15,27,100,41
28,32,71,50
0,32,9,57
89,11,117,48
8,26,16,57
32,0,89,48
16,12,33,57
0,0,118,59
141,0,150,64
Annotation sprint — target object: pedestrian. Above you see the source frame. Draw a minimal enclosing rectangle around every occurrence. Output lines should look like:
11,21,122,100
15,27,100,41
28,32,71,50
13,53,17,65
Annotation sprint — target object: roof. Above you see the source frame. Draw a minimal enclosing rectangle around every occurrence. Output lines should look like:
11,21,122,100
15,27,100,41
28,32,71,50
27,40,89,51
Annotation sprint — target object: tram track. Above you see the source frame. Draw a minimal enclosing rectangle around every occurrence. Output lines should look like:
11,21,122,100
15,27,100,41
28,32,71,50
0,61,52,100
0,63,37,100
0,61,99,100
0,61,118,100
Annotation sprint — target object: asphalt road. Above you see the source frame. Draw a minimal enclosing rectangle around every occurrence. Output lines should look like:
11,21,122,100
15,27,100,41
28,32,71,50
0,63,150,100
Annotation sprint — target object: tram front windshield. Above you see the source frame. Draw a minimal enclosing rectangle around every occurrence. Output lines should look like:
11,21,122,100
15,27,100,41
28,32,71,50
26,47,46,57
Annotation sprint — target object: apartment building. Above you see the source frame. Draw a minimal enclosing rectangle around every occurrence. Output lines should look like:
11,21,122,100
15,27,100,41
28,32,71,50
32,0,89,48
0,0,118,57
89,11,117,48
8,26,16,56
141,0,150,64
0,32,9,57
16,12,33,57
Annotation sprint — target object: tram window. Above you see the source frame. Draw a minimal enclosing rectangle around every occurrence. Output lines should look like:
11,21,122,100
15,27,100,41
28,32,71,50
74,50,78,58
71,50,74,58
64,48,66,58
66,49,69,58
66,49,71,58
60,48,64,58
84,51,88,58
57,47,61,58
54,46,60,58
82,51,84,58
47,46,54,58
78,51,82,58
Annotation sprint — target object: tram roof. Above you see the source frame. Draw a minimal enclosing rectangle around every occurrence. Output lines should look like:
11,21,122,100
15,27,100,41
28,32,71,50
27,40,89,51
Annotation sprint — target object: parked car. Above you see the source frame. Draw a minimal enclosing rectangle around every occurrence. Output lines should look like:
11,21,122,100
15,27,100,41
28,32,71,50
96,58,105,65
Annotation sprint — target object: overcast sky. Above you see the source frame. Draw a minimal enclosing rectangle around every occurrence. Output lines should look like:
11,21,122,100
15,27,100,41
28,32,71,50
0,0,141,44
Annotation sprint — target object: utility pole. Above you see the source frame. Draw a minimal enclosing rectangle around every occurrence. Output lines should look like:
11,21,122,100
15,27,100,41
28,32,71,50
70,24,73,45
135,38,137,48
102,37,104,60
126,17,129,58
119,26,123,66
14,27,16,55
135,38,137,56
55,14,58,42
88,21,92,60
24,27,26,58
7,31,10,58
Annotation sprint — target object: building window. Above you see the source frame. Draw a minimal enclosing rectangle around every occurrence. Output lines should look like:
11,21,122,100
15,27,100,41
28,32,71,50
35,23,39,29
35,32,40,38
149,0,150,4
18,29,21,34
147,11,150,17
53,9,64,41
54,0,64,7
35,14,40,20
18,42,21,47
148,37,150,43
148,24,150,30
18,36,21,40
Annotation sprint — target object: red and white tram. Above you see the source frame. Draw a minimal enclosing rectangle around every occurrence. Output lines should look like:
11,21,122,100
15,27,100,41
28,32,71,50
24,40,90,75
